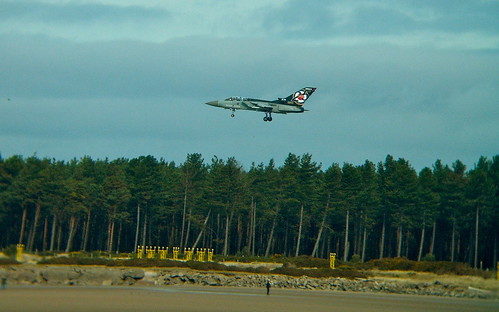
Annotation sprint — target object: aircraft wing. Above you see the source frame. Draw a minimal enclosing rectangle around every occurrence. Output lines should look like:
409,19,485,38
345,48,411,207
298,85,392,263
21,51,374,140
245,101,273,111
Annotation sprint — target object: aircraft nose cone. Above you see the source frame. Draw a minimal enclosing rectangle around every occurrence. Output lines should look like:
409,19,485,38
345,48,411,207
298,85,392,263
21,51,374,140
206,100,218,106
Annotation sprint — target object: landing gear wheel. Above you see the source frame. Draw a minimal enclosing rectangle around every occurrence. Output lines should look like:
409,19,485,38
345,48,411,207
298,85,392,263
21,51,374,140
231,113,235,117
263,116,268,121
268,116,273,122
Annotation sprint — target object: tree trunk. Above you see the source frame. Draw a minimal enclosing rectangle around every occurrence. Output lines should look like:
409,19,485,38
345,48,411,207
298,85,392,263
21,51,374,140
247,198,256,256
405,229,410,258
396,225,402,258
246,200,253,252
116,221,122,254
108,221,115,253
142,208,147,248
312,199,329,257
79,221,86,251
361,226,367,262
42,216,48,253
184,207,192,248
451,218,456,262
222,208,234,257
216,213,220,252
265,214,277,257
418,225,425,261
237,215,243,253
343,208,349,262
82,208,91,251
285,220,291,256
223,214,230,256
180,184,188,250
493,232,497,272
429,220,436,255
252,201,256,256
191,210,211,250
19,206,28,244
134,203,140,252
295,204,304,257
65,215,77,252
106,221,111,251
56,225,62,252
474,204,479,268
27,201,41,251
379,214,385,259
311,214,326,258
49,214,57,252
169,216,175,247
353,212,361,256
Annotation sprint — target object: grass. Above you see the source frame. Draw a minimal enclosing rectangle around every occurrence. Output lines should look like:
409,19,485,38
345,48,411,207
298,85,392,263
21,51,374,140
369,269,499,292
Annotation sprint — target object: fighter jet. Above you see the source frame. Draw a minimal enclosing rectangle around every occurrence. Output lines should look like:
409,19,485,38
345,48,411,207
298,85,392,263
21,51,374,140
206,87,316,122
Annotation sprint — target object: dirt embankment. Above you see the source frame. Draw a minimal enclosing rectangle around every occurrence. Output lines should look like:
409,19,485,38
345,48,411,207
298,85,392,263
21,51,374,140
0,265,497,299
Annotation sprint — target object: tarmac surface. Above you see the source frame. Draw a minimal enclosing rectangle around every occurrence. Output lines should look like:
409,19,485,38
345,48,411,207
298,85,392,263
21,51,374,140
1,286,498,312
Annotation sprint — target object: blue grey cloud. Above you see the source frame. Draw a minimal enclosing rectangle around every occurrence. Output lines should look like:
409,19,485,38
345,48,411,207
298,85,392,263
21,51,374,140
263,0,499,39
0,0,169,24
0,1,497,170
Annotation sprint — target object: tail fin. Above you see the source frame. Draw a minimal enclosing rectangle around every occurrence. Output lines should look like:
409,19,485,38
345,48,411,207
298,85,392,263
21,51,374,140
281,87,316,106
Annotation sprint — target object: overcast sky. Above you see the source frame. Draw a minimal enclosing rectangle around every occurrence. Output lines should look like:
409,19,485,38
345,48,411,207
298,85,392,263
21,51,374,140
1,0,498,170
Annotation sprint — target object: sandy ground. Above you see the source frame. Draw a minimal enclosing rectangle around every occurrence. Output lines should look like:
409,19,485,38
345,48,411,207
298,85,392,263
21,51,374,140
1,286,498,312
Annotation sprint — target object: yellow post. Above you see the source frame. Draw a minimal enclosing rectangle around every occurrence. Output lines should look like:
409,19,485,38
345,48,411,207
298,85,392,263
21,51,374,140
173,247,179,260
329,253,336,269
196,248,205,262
137,246,143,259
159,247,168,260
184,248,193,261
207,249,214,262
146,246,151,259
16,244,24,262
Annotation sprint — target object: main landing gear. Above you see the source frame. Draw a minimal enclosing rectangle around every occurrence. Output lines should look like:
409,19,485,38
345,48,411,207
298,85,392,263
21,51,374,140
230,109,235,117
263,112,273,122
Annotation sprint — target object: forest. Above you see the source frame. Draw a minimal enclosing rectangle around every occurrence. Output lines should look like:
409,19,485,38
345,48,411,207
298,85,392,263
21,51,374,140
0,153,497,269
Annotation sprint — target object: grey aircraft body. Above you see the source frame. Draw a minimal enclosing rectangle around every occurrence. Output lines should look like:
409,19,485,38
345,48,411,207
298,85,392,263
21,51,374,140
206,87,316,122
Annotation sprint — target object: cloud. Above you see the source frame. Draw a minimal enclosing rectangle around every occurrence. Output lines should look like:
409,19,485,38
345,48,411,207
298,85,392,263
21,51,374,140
0,0,170,42
0,1,169,23
0,1,497,170
262,0,499,49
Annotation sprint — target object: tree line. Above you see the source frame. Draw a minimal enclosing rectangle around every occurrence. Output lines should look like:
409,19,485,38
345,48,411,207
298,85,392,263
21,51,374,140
0,153,497,268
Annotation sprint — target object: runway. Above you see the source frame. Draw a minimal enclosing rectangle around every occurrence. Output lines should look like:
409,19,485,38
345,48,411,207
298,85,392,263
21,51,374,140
1,286,497,312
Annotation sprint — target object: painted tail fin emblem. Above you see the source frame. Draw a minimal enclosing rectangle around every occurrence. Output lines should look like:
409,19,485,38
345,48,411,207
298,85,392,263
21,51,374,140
287,87,316,106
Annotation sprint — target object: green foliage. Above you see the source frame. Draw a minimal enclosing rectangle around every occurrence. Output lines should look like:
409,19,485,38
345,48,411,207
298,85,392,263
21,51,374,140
271,267,366,279
349,254,361,264
1,153,498,271
422,253,436,262
364,258,415,271
2,245,18,258
282,255,329,268
38,256,110,265
360,257,491,277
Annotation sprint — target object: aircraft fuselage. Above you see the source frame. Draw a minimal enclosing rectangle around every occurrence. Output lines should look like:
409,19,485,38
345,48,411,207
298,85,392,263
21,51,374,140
206,87,316,122
206,98,305,114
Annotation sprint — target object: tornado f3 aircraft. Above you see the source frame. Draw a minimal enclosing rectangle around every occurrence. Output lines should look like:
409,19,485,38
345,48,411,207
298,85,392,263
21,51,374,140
206,87,316,122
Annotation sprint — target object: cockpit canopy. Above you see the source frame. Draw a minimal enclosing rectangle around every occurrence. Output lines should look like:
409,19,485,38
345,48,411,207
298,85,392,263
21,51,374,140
224,96,247,101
